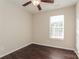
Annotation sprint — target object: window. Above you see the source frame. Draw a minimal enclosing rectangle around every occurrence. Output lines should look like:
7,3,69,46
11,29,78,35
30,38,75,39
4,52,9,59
49,15,64,39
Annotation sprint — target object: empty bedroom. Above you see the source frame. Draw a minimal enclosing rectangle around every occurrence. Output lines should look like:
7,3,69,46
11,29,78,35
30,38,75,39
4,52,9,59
0,0,79,59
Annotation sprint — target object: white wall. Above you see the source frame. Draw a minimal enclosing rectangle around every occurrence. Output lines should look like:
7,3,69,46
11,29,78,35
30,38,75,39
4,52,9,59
0,0,32,57
76,1,79,57
33,6,76,50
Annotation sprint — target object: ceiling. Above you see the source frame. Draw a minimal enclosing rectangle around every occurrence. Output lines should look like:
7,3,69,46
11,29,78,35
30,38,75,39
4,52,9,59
11,0,78,14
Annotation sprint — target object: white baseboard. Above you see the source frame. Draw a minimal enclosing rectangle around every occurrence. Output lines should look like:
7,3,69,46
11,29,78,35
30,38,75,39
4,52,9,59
75,51,79,58
32,42,75,51
0,42,32,58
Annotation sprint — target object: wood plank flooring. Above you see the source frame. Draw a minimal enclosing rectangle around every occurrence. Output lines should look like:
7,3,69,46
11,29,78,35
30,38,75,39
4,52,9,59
0,44,78,59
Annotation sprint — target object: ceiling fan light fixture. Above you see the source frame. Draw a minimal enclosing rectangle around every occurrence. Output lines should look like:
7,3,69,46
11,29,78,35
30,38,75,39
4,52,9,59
31,0,41,6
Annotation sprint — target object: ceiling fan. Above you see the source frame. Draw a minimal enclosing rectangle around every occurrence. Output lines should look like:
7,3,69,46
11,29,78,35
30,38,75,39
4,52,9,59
22,0,54,11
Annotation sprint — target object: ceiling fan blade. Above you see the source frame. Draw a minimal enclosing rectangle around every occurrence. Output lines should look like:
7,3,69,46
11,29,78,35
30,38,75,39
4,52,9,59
37,4,42,10
22,1,32,6
41,0,54,3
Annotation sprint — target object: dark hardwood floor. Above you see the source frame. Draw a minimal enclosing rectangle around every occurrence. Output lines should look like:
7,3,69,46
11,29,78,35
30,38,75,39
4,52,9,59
0,44,78,59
